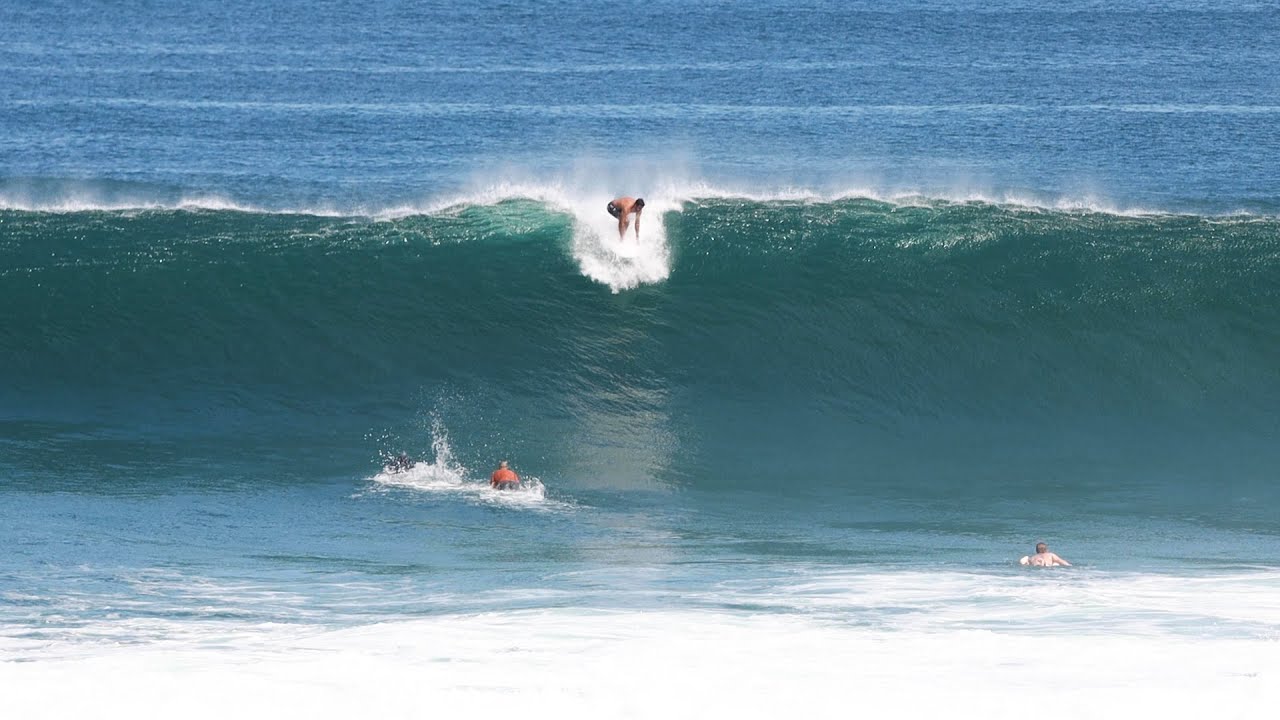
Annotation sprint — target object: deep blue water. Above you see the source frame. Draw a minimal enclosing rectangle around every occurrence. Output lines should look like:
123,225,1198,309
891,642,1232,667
2,0,1279,653
5,0,1280,210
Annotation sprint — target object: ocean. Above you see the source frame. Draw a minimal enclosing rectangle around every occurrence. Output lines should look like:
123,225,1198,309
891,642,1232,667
2,1,1278,717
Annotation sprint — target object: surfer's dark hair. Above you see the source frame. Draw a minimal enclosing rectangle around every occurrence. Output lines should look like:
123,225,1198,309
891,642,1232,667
635,198,645,208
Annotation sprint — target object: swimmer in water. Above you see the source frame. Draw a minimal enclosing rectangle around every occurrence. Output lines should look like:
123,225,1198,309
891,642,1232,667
1020,542,1071,567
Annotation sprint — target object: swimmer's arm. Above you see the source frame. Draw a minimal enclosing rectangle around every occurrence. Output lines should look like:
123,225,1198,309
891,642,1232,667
1051,553,1071,566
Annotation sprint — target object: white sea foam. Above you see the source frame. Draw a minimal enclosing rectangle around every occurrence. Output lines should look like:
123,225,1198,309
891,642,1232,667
2,601,1276,720
699,568,1280,637
4,568,1278,718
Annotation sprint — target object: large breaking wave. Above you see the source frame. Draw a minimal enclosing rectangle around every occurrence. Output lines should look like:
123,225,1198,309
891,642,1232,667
2,193,1277,502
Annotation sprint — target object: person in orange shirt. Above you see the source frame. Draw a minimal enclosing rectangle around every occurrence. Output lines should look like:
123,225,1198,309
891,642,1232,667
490,460,520,490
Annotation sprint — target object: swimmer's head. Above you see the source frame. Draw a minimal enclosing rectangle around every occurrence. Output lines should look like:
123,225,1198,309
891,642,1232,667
1036,542,1048,553
499,460,509,468
634,198,645,209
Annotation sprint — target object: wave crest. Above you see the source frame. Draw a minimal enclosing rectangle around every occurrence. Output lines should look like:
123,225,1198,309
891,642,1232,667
4,174,1262,219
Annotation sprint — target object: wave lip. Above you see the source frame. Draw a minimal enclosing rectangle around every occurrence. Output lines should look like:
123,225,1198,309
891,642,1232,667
7,173,1268,219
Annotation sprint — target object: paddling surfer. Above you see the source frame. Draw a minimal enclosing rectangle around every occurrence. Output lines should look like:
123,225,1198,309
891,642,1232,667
491,460,520,490
1020,542,1071,567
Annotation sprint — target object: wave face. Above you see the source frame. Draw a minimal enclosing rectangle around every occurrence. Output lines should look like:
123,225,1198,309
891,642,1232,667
2,199,1278,517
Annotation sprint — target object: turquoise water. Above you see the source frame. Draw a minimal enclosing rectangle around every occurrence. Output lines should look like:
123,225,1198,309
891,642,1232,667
2,1,1278,717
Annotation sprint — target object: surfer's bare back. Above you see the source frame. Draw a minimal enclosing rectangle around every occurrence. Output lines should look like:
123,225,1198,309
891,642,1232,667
607,197,645,240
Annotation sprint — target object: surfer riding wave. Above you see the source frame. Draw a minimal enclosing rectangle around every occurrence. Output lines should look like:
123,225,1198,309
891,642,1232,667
606,196,645,240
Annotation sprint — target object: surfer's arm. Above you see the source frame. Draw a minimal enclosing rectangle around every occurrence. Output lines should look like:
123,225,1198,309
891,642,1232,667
1051,554,1071,566
634,208,641,238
